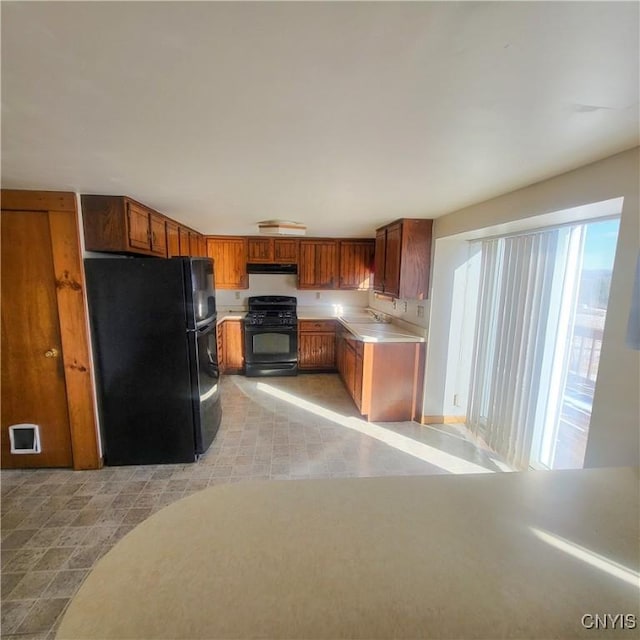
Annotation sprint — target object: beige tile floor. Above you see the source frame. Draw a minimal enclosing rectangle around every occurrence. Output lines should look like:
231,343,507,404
1,374,505,639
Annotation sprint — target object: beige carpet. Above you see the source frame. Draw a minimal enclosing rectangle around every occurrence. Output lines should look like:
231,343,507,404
57,468,639,639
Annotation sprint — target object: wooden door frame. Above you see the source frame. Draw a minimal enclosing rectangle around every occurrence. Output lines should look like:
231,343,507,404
2,190,101,469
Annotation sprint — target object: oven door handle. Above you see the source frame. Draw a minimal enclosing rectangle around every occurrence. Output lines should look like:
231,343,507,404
245,330,297,336
244,325,297,333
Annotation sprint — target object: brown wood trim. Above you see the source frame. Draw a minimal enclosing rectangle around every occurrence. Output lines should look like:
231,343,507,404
421,415,467,425
1,190,77,213
48,209,102,469
360,343,373,418
411,343,425,423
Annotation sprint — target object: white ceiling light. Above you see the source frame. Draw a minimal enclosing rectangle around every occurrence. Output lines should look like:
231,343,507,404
257,220,307,236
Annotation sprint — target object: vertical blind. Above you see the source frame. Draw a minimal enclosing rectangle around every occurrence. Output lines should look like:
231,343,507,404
467,229,563,469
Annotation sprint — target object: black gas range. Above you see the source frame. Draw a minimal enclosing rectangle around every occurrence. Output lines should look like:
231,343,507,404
244,296,298,377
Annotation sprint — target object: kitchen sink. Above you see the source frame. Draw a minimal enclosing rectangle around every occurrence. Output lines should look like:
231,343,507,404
339,314,390,324
340,316,376,324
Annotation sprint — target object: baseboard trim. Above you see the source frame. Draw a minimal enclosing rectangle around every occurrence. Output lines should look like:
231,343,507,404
421,415,467,425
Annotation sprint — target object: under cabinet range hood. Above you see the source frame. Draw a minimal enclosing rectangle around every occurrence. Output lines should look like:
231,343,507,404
247,263,297,275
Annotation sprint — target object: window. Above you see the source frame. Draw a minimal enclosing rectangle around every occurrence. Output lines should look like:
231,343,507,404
467,218,620,470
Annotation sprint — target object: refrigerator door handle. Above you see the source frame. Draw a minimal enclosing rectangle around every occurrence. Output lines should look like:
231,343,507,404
189,321,217,335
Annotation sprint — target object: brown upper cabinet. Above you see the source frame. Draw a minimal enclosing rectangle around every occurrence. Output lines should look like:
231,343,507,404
178,227,190,256
298,240,339,289
247,237,272,263
197,235,207,258
206,236,248,289
373,219,433,300
244,236,374,290
166,220,180,257
247,237,299,264
149,213,167,256
173,225,205,257
274,238,299,263
188,231,200,257
374,228,387,294
82,195,206,259
339,239,375,290
82,195,168,257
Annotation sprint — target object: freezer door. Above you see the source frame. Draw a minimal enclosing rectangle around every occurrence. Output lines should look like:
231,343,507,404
185,258,216,328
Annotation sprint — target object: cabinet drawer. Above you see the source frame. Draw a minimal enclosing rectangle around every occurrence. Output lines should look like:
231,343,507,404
299,319,336,333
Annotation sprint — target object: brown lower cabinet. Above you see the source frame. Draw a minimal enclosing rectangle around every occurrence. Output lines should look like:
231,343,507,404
336,326,424,421
298,320,337,370
217,319,244,374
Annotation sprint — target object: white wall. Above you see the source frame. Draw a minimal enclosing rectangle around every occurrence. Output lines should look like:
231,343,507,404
427,147,639,468
368,293,430,330
422,239,481,420
216,273,369,312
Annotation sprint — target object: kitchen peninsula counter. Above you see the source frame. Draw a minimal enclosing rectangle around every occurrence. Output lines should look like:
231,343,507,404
57,467,640,639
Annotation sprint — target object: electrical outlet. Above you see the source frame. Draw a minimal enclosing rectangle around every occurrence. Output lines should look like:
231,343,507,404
417,305,424,318
392,300,397,310
403,301,408,313
235,291,240,300
316,292,321,300
453,394,460,407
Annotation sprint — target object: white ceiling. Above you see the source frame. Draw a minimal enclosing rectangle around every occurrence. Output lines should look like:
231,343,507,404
2,2,638,237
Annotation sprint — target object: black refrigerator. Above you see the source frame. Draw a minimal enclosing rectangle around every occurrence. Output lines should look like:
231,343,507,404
84,257,222,465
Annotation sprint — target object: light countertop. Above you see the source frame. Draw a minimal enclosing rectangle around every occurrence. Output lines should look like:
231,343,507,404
217,307,425,343
300,307,425,343
58,467,640,639
216,311,245,323
336,318,425,343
